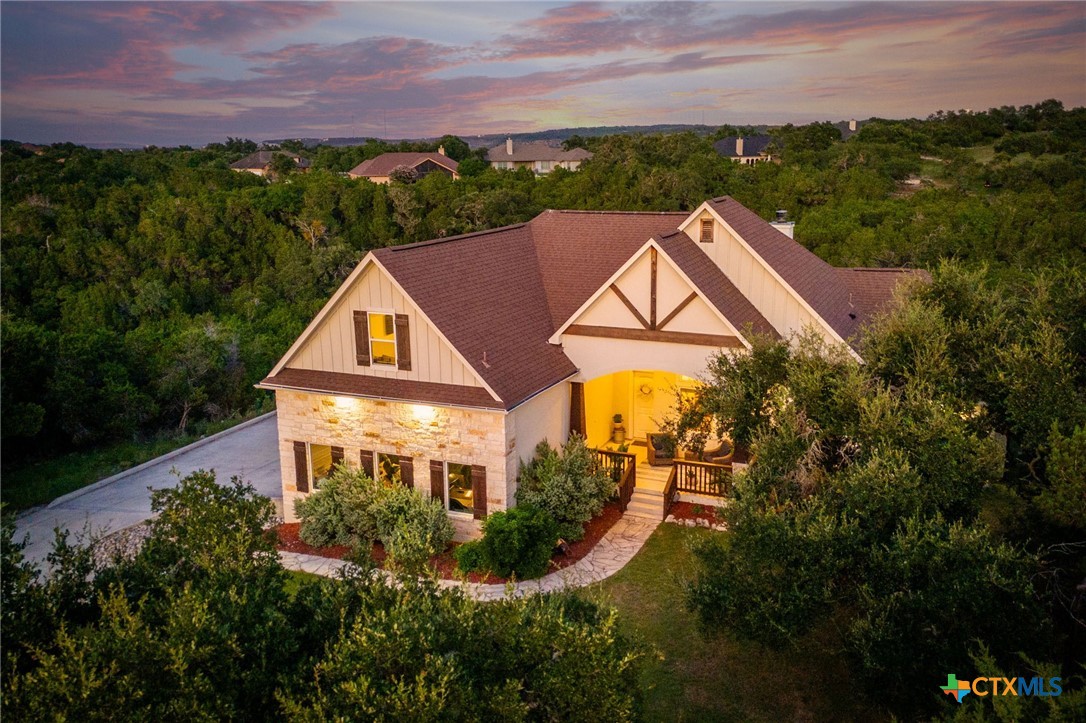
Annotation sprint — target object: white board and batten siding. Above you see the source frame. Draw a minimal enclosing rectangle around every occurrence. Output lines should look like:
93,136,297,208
693,213,827,342
287,264,483,388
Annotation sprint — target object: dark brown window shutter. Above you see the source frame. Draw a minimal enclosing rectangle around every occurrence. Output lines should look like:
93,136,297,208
430,460,445,506
394,313,411,371
353,310,371,366
331,446,344,467
399,457,414,488
293,441,309,493
471,465,487,519
359,450,374,479
569,382,586,439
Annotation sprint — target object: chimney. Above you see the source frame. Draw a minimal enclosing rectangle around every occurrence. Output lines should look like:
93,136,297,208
848,119,857,132
735,137,744,156
506,137,513,155
770,210,795,239
438,145,446,156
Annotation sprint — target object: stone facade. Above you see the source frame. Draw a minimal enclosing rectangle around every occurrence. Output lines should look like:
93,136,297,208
275,390,510,538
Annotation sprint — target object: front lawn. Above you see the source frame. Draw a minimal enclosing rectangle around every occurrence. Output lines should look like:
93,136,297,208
588,523,882,722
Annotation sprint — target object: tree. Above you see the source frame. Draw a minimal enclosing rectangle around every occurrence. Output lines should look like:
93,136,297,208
388,164,419,184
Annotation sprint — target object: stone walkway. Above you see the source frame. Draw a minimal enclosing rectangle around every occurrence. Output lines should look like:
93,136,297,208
279,514,660,601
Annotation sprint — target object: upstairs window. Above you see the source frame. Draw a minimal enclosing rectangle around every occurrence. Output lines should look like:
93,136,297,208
700,218,714,243
368,312,396,366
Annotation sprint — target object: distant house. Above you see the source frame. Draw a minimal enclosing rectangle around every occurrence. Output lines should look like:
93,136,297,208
487,139,592,174
835,119,865,141
348,149,460,184
713,136,774,164
229,150,311,176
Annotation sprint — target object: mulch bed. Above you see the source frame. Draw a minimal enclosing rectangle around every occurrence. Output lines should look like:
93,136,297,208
668,501,725,525
273,500,624,584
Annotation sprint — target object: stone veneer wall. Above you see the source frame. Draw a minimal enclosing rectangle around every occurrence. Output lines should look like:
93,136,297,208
275,390,510,539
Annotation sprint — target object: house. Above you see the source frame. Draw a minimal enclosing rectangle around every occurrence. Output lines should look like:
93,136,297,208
487,138,592,174
259,196,922,537
348,149,460,184
835,119,866,141
713,136,774,164
229,150,311,176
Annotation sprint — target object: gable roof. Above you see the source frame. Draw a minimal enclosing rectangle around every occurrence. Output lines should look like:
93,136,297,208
706,196,865,342
713,136,774,158
487,141,593,163
229,150,311,170
266,197,921,410
349,152,458,178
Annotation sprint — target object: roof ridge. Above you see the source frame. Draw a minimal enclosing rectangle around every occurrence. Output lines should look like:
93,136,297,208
387,222,529,251
548,209,687,216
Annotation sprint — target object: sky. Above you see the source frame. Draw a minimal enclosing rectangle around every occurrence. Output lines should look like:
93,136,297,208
2,1,1084,147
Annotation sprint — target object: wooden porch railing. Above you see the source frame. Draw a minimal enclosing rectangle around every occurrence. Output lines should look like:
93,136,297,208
673,459,732,498
593,449,637,513
662,465,677,521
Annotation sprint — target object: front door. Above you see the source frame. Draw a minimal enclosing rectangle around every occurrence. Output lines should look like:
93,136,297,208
632,371,656,440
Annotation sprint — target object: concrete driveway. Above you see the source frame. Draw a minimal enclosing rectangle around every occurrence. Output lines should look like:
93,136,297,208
13,412,282,569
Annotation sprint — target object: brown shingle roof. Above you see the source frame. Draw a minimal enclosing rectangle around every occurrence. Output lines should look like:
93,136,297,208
260,368,502,409
835,267,930,338
374,224,578,410
707,196,862,341
529,210,689,329
487,141,593,163
654,230,779,338
229,150,310,170
348,152,458,178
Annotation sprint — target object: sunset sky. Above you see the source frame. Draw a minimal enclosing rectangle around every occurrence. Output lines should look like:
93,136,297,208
2,1,1083,146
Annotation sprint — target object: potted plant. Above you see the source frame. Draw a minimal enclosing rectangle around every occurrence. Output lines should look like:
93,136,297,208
612,414,625,444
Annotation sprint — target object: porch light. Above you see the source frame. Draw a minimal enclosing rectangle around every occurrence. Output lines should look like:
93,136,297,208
412,404,437,424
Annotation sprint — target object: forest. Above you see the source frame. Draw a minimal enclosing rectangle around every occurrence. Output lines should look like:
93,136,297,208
1,100,1084,717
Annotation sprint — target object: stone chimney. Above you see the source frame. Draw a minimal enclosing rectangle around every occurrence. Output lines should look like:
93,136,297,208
506,137,513,155
849,119,857,132
438,145,446,156
735,137,744,156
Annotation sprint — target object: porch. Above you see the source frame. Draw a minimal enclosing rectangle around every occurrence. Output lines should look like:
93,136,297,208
592,449,732,521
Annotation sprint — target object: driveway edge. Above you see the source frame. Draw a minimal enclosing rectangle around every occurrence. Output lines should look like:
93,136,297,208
48,411,278,509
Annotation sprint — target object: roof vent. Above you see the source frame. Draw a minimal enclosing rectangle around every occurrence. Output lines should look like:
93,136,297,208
775,210,788,223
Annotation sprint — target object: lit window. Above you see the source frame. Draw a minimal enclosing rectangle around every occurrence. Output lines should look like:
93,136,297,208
377,453,401,486
368,312,396,366
310,444,333,487
447,462,473,514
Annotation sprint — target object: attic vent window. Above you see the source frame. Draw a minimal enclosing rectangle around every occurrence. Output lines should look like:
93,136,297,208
699,218,713,243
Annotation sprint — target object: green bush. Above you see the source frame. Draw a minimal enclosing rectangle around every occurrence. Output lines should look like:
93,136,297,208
478,505,557,579
295,466,452,569
294,466,379,548
453,540,485,573
516,435,613,541
371,483,453,572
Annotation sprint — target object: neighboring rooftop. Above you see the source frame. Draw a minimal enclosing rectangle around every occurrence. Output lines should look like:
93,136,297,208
713,135,774,158
487,139,593,163
229,150,311,171
348,152,458,179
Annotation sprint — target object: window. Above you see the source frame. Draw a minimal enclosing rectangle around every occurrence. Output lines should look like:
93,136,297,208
700,218,713,243
377,453,401,486
368,312,396,366
310,444,334,487
446,462,473,514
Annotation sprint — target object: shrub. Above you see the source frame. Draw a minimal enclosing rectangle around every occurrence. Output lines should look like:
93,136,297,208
294,466,379,548
371,483,454,572
478,505,558,579
295,467,452,569
453,540,485,573
517,435,612,541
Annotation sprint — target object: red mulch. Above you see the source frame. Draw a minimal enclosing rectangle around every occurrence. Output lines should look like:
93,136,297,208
273,500,625,584
669,501,725,524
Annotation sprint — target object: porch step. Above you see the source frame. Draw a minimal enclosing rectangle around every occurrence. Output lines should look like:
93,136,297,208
626,488,666,519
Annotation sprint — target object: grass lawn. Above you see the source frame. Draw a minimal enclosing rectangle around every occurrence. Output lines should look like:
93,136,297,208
588,523,883,722
1,413,265,510
283,569,323,598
